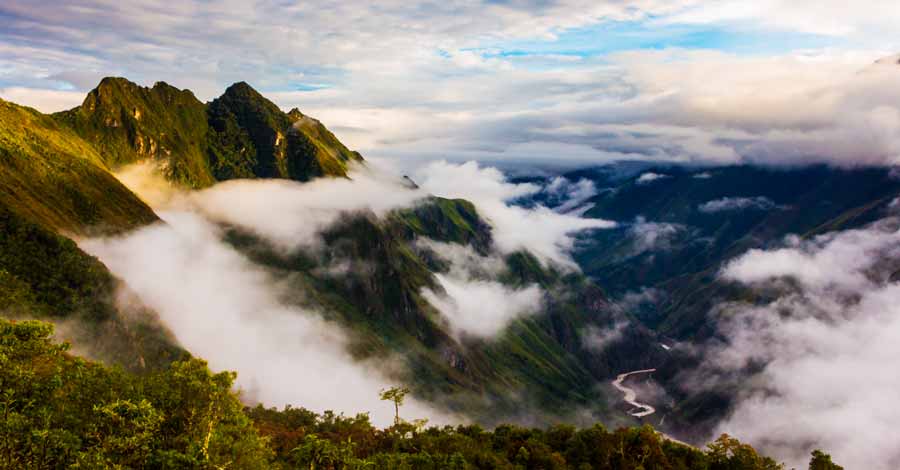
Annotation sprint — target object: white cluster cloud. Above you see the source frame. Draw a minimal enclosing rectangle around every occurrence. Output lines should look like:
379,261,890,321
82,161,615,425
636,172,670,184
699,218,900,469
581,323,627,352
543,176,598,213
415,161,616,267
698,196,781,213
629,216,685,253
120,162,428,252
417,239,543,339
424,274,543,340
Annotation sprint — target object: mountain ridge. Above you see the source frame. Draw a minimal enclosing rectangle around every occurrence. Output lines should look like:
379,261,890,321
54,76,363,187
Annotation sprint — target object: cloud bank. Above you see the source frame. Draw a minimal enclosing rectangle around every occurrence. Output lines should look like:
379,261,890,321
80,211,453,427
696,218,900,469
629,216,685,253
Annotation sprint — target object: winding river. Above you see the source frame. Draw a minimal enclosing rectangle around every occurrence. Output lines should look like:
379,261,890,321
612,369,657,418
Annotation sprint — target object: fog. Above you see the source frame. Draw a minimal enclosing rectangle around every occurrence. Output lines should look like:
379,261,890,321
696,217,900,469
78,161,617,426
81,210,456,427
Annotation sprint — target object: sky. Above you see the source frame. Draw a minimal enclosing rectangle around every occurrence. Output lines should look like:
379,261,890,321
3,1,900,168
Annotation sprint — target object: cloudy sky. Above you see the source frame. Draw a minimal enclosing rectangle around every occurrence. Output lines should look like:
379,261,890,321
3,1,900,168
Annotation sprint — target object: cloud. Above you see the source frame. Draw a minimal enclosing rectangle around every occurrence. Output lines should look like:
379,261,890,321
96,161,614,420
4,3,900,169
0,87,84,112
581,322,627,352
692,217,900,469
636,172,670,184
79,210,455,427
543,176,598,213
414,161,616,267
660,0,900,39
416,239,543,340
424,274,543,340
629,216,684,252
119,162,429,252
692,171,713,179
698,196,781,213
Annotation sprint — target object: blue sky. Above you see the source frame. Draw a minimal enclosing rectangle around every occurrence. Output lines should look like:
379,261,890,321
472,20,841,66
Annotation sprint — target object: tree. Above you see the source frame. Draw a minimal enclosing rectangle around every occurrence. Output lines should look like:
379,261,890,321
809,450,843,470
379,387,410,425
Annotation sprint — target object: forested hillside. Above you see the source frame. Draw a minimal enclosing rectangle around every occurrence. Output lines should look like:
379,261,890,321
2,318,843,469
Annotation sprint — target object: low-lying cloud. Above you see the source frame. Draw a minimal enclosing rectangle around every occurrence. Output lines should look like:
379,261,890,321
629,216,685,253
636,172,670,184
694,218,900,469
542,176,599,213
417,239,543,340
415,161,616,267
80,211,453,427
698,196,781,213
80,161,618,424
424,274,543,340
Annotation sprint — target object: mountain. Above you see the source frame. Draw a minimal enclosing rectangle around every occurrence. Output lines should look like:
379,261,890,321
1,79,669,428
54,77,363,187
0,98,182,370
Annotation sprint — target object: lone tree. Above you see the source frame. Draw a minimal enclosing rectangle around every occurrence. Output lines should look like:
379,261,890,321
379,386,410,425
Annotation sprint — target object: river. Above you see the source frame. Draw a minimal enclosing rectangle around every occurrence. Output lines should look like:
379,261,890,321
611,368,657,418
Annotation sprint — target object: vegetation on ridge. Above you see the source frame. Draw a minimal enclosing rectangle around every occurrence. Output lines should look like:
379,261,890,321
55,77,364,187
1,318,842,469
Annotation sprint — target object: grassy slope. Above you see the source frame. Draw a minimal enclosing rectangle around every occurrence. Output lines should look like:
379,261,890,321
0,98,182,370
0,98,158,234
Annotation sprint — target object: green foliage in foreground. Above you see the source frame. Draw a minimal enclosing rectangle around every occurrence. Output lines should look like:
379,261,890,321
0,319,271,469
249,402,795,470
0,318,840,469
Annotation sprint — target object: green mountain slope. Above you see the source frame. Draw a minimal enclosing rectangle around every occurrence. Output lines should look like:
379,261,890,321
55,77,363,186
0,98,158,234
568,165,900,338
549,163,900,438
207,82,362,181
0,98,182,370
54,77,216,188
3,82,661,426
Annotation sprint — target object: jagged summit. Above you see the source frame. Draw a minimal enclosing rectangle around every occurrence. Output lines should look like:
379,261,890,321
53,76,363,186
